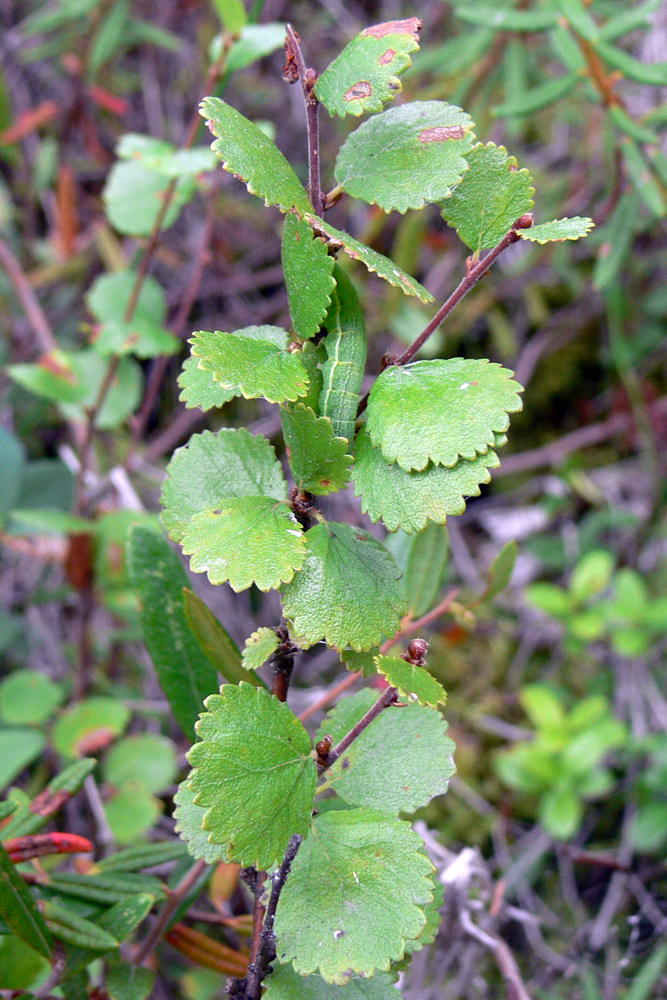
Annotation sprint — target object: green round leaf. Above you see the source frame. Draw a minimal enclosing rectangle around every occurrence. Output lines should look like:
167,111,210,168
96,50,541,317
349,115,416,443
86,271,167,325
160,428,286,543
104,783,163,845
173,782,228,864
441,142,535,251
518,217,594,244
281,522,407,651
305,214,434,303
282,215,335,340
200,97,310,213
190,327,310,404
178,355,236,410
57,351,142,429
0,670,63,726
53,698,130,758
104,735,177,794
335,100,475,213
281,404,353,496
374,654,447,707
569,550,615,603
103,161,194,236
315,17,421,118
241,628,279,672
367,358,523,471
317,688,455,813
180,497,306,592
353,424,499,533
187,683,317,869
274,808,434,984
0,729,45,788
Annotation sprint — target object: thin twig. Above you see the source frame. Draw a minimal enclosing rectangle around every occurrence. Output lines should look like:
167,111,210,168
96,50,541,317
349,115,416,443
243,869,268,1000
357,221,530,415
318,684,399,775
252,834,302,989
285,25,323,216
0,237,58,353
299,590,458,722
132,858,208,966
459,909,534,1000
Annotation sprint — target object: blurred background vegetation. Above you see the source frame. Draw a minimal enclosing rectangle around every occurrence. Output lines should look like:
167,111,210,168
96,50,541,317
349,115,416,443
1,0,667,997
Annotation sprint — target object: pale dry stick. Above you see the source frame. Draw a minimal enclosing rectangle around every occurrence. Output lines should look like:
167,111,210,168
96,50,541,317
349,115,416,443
299,589,458,723
132,857,208,967
459,909,534,1000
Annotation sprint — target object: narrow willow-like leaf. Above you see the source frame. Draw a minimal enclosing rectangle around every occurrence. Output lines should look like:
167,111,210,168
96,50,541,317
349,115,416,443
0,841,52,958
594,39,667,87
593,191,639,291
187,684,317,869
366,359,523,472
335,101,475,213
315,18,421,118
318,267,367,445
441,142,534,252
183,588,267,688
453,3,560,30
479,540,518,602
387,523,449,618
281,521,407,651
200,97,311,212
305,214,434,302
493,73,579,117
128,527,218,740
274,808,434,983
621,141,666,218
282,214,335,340
518,216,595,243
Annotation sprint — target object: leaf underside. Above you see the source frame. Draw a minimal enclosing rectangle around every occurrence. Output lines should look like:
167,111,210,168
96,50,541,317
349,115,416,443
241,627,280,671
173,782,228,864
178,355,235,410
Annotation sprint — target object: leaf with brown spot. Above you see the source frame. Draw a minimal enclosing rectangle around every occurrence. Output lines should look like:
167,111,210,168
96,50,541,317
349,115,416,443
315,20,421,118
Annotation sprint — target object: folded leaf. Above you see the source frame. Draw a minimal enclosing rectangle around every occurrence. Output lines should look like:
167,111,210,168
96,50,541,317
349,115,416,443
374,654,447,707
282,214,335,340
281,405,353,496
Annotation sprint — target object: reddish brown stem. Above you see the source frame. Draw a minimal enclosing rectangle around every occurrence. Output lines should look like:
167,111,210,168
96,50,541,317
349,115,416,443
285,24,323,216
317,685,399,775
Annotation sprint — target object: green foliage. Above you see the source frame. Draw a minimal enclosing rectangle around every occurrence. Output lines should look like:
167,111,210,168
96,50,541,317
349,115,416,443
281,522,407,651
281,404,353,495
441,142,534,252
0,669,63,725
189,326,310,404
366,359,523,471
374,654,447,708
282,214,335,340
187,683,317,868
274,808,434,983
128,526,218,739
183,588,267,689
518,217,596,244
496,686,626,839
315,17,421,118
52,698,130,758
178,356,235,410
317,689,455,813
0,842,52,958
335,101,475,213
318,266,367,444
241,627,279,672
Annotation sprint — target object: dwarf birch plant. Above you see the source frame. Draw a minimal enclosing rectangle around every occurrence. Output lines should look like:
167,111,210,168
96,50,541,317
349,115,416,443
127,17,593,1000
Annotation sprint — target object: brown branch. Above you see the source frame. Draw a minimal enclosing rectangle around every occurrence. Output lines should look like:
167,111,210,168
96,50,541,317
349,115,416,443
271,621,297,703
242,869,268,1000
0,238,58,353
299,589,458,723
576,36,625,110
132,858,207,966
357,221,532,416
252,834,302,989
285,25,323,216
317,684,399,776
